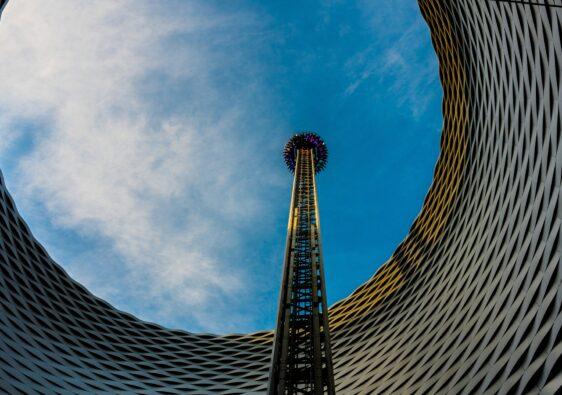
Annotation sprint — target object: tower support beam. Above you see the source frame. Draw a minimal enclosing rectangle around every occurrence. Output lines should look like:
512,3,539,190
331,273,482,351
269,133,335,395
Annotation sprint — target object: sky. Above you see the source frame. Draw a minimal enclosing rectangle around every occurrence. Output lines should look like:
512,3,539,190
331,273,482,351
0,0,442,334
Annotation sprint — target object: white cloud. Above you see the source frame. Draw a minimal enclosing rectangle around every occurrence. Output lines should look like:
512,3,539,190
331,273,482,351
344,1,438,118
0,0,284,332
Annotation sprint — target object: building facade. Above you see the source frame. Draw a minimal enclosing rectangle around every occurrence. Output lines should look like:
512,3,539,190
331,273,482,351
0,1,561,393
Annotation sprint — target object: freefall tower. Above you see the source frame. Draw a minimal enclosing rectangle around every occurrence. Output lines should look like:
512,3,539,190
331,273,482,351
268,133,335,394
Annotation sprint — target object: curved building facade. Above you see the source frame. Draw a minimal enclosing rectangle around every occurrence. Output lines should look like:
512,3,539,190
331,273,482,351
0,1,561,393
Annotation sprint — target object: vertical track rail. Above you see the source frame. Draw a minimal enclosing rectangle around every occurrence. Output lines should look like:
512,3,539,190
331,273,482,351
269,147,335,395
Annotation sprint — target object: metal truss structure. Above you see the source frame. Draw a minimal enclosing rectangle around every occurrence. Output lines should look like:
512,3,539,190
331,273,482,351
269,134,335,395
0,0,561,393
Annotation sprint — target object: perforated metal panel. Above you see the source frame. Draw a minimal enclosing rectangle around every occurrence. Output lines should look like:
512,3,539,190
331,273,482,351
0,1,560,393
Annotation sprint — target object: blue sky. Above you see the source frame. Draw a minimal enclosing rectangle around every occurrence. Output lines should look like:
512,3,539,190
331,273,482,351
0,0,441,333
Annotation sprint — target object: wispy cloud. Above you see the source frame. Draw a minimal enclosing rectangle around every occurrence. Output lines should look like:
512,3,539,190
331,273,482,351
344,0,438,118
0,0,441,333
0,0,285,332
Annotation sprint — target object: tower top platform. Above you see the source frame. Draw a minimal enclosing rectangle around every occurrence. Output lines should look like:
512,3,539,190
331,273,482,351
283,132,328,173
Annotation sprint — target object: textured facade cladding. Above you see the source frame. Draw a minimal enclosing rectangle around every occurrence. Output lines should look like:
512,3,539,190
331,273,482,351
0,0,561,394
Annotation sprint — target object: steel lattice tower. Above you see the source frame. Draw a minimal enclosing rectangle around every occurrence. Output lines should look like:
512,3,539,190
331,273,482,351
268,133,335,395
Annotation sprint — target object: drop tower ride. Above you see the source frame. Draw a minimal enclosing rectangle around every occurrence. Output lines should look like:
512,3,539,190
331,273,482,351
268,133,335,395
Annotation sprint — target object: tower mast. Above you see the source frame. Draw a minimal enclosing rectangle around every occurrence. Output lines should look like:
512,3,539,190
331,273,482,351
268,133,335,395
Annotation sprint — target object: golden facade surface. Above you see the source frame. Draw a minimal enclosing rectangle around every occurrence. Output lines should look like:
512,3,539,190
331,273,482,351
0,1,561,393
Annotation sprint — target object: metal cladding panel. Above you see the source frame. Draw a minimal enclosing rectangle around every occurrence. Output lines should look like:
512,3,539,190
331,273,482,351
0,0,561,393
